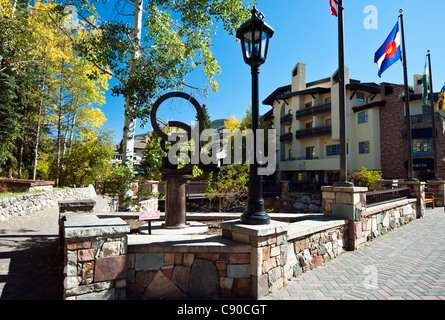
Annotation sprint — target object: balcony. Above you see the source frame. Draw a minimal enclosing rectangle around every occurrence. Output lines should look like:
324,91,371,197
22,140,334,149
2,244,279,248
280,113,293,125
295,102,331,120
279,132,293,143
295,125,332,140
410,113,443,124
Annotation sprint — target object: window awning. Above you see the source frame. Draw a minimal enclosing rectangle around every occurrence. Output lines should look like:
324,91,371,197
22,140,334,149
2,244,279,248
412,128,433,139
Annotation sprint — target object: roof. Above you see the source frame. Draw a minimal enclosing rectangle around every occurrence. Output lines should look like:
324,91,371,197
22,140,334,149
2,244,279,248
276,87,331,101
262,85,291,106
352,100,386,112
263,78,381,107
260,109,274,122
346,82,381,94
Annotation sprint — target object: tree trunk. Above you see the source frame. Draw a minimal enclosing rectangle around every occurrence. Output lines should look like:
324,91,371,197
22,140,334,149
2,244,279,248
121,0,143,168
16,138,24,179
55,58,64,187
31,98,43,180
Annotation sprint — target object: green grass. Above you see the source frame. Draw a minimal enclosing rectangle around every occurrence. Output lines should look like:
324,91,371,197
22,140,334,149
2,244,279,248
0,187,66,198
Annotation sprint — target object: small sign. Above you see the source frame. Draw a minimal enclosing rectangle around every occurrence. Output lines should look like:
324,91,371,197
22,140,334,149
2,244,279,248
139,211,160,221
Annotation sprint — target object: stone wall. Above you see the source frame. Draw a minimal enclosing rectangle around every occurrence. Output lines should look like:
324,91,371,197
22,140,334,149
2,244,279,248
221,218,349,298
63,213,129,300
0,185,96,223
60,182,422,300
356,200,416,246
126,250,252,299
322,183,419,250
264,193,322,213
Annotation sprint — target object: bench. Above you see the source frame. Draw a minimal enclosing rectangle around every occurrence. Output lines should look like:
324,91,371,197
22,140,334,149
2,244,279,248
425,192,435,209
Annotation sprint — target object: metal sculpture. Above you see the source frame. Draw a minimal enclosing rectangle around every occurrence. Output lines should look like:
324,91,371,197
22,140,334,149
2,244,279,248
150,92,204,228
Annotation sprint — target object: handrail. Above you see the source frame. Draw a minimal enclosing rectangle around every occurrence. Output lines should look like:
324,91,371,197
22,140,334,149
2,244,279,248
366,187,411,207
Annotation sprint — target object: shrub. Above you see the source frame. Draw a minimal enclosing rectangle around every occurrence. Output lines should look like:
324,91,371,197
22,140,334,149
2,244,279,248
349,167,382,191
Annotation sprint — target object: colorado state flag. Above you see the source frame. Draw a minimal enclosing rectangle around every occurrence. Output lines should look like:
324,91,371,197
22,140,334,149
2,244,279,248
374,21,402,77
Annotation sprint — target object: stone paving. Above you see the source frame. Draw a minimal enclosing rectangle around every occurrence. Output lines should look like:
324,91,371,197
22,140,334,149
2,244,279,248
0,197,444,300
261,207,445,300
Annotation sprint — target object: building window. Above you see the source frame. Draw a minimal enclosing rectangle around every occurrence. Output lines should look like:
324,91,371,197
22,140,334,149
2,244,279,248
305,121,313,129
305,101,313,108
326,143,348,156
413,138,433,155
358,111,369,124
326,144,340,156
325,118,332,126
356,92,365,102
359,141,370,154
306,146,315,159
325,97,331,103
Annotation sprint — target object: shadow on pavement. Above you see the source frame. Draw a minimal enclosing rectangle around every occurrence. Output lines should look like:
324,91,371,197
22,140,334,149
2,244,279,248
0,235,63,300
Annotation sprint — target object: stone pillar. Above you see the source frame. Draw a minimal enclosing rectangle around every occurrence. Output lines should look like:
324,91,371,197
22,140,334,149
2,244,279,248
63,214,130,300
321,186,367,220
58,199,96,213
321,186,368,250
427,180,445,207
398,180,426,218
221,220,288,299
58,199,96,253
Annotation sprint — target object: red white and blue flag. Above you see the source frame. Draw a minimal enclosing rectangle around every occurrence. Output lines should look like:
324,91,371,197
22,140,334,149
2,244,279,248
330,0,338,17
374,21,402,77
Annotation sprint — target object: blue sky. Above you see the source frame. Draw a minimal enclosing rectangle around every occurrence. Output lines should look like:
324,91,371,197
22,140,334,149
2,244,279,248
96,0,445,143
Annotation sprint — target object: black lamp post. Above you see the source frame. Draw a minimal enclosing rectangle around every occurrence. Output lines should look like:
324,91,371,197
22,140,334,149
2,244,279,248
236,7,274,225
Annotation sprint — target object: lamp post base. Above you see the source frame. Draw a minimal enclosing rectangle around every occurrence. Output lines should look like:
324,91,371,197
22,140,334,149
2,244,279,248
333,180,354,187
240,211,270,225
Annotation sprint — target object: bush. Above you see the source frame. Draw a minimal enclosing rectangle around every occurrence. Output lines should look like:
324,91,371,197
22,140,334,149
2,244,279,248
349,167,382,191
105,164,135,211
204,164,249,212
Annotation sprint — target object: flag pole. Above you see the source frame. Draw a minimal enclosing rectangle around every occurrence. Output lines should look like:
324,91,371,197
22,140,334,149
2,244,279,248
335,0,353,187
427,50,441,180
399,9,416,180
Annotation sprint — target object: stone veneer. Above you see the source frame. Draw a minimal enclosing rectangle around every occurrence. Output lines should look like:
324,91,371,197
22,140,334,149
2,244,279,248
221,218,349,298
126,235,252,299
60,181,424,299
322,184,418,250
63,213,129,300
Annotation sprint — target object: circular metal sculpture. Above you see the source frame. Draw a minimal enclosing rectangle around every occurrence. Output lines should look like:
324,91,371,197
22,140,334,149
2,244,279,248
150,92,204,228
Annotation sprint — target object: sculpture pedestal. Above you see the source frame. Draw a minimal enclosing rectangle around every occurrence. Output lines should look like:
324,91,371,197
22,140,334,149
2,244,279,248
162,174,192,229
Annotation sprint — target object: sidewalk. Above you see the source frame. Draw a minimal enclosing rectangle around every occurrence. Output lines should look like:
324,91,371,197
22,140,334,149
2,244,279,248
0,197,444,300
0,195,112,300
261,207,445,300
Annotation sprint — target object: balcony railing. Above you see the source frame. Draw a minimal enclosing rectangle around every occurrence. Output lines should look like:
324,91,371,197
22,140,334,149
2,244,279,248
295,102,331,120
295,125,332,139
279,132,293,142
280,113,293,125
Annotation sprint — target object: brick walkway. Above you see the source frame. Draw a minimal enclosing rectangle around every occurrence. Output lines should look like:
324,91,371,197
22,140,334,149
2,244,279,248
1,199,444,300
261,207,445,300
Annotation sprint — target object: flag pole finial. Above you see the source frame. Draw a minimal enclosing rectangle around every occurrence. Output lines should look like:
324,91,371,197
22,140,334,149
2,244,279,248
399,8,404,14
427,49,431,54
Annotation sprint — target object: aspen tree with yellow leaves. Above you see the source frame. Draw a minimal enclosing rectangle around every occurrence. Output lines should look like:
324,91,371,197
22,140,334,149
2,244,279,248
0,0,112,186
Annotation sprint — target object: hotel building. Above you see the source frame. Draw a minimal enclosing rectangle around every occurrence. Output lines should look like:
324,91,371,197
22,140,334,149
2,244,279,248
263,62,445,191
